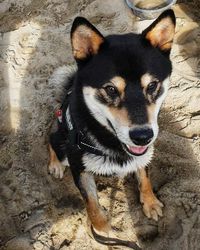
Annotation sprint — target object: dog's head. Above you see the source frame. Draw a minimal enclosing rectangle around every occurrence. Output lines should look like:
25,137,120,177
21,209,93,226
70,10,176,156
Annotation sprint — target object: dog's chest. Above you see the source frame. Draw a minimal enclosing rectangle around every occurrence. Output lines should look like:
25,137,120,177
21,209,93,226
82,149,153,177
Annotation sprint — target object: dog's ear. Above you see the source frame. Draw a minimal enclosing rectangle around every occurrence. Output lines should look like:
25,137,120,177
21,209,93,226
71,17,105,61
142,10,176,54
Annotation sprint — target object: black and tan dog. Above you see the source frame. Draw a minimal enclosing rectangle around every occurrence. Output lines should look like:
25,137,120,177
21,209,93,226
49,10,176,234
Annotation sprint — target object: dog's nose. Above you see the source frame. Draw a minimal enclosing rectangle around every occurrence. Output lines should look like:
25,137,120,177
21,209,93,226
129,128,154,146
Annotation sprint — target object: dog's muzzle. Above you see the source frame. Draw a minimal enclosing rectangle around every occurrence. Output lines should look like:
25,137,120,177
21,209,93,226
125,127,154,156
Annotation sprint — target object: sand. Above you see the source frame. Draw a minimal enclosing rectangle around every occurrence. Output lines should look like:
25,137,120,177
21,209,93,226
0,0,200,249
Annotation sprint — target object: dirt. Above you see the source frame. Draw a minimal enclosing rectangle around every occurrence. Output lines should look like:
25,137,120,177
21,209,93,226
0,0,200,249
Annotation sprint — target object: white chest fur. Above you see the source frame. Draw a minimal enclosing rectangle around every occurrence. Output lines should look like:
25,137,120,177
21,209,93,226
82,146,154,177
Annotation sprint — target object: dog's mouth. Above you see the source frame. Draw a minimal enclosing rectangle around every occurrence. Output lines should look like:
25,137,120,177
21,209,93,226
123,144,148,156
106,119,149,156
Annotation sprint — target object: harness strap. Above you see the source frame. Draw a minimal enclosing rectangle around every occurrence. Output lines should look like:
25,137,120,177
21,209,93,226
66,106,105,156
56,101,105,156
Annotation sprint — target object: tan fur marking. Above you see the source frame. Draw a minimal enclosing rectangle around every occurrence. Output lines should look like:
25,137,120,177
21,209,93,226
141,73,161,104
153,82,161,96
72,25,104,59
99,88,114,104
109,107,131,126
48,144,66,179
86,197,110,232
137,168,164,221
49,144,60,166
83,85,131,126
141,73,154,89
145,17,175,50
111,76,126,98
80,172,110,232
147,103,156,123
138,168,153,193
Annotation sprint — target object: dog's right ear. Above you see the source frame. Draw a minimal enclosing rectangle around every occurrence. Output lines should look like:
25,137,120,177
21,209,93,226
142,9,176,54
71,17,105,62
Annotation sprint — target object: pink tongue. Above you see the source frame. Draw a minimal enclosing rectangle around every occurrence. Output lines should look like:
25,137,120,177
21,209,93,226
128,146,147,154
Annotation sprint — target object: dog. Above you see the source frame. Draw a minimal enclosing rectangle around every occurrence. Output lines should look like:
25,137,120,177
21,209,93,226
48,9,176,234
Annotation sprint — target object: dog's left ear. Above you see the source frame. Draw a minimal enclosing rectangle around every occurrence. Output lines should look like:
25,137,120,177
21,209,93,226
142,9,176,54
71,17,105,61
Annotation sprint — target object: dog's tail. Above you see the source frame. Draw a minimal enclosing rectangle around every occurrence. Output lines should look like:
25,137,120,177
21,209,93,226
48,64,77,106
91,226,142,250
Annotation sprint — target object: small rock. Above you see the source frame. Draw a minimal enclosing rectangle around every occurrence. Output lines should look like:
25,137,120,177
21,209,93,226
33,241,44,250
180,41,200,57
175,21,199,45
135,224,158,241
172,4,193,21
5,235,33,250
181,117,200,138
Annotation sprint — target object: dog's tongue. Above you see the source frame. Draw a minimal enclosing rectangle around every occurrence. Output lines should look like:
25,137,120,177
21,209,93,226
128,145,147,155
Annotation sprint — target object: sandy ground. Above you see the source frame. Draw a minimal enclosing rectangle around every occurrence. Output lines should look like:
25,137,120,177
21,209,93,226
0,0,200,249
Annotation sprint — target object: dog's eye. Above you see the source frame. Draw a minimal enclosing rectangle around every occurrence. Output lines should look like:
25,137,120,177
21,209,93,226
147,81,158,94
104,85,118,97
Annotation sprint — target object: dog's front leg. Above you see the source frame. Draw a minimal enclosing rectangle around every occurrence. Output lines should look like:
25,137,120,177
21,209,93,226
136,168,164,221
71,170,110,233
48,144,66,179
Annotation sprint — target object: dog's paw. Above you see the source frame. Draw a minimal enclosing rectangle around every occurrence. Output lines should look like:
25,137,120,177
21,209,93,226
140,192,164,221
48,162,65,179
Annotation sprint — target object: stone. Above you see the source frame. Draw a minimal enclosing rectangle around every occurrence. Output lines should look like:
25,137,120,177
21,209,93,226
172,3,194,21
175,21,199,45
5,236,33,250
